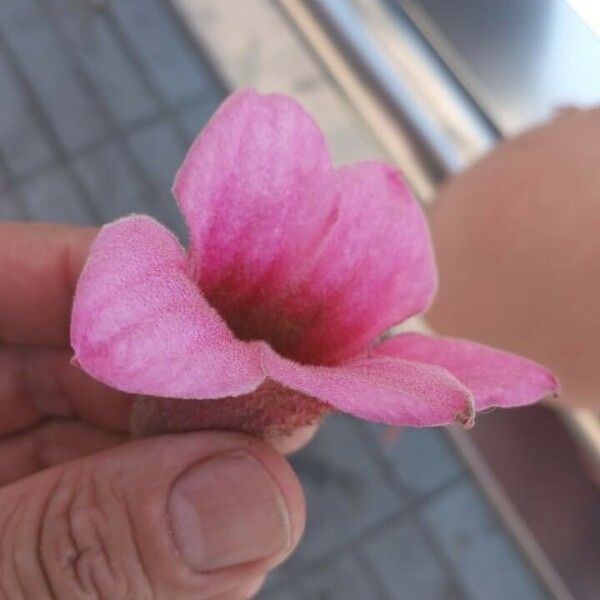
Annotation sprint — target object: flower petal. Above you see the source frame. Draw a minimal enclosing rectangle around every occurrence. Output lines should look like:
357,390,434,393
289,162,437,363
174,91,435,365
372,333,560,410
70,215,264,399
173,89,336,318
262,345,474,427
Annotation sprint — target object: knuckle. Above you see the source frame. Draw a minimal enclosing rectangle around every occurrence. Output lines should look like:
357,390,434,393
33,467,155,599
1,466,227,600
0,499,31,600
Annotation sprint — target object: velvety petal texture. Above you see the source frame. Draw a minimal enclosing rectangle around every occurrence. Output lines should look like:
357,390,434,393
71,215,264,399
287,163,437,364
373,333,560,410
173,90,336,345
262,346,474,427
174,90,436,364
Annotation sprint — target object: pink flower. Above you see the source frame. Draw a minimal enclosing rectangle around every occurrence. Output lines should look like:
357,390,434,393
70,90,559,436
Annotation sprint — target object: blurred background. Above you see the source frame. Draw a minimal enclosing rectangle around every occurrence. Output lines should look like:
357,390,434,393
0,1,598,598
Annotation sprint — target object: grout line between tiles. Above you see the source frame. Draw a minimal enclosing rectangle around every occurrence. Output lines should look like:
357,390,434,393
33,0,175,219
347,419,472,598
266,472,465,594
0,26,102,221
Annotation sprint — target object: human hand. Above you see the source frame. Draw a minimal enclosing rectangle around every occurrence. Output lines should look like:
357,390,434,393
0,222,307,599
428,106,600,409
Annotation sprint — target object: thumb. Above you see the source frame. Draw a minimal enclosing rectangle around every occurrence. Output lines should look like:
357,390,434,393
0,431,304,599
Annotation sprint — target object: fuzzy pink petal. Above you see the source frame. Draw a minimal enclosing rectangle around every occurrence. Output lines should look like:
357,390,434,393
373,333,560,410
261,345,474,427
70,215,264,399
173,89,336,318
289,162,437,363
174,90,435,364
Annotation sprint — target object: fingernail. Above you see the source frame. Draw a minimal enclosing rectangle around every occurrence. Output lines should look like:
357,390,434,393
168,451,291,572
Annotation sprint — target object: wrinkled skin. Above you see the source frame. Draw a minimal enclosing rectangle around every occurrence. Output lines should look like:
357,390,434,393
0,222,312,599
428,107,600,410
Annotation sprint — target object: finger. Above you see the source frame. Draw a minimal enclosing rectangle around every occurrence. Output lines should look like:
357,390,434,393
212,575,266,600
0,431,305,599
268,423,320,454
0,346,131,436
0,221,96,346
0,419,125,485
244,574,267,599
1,344,319,451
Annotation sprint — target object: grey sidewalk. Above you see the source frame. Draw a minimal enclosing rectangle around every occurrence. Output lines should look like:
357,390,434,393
0,1,550,598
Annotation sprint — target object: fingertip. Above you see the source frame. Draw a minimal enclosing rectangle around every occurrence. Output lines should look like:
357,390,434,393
0,222,98,346
232,434,307,559
267,423,320,454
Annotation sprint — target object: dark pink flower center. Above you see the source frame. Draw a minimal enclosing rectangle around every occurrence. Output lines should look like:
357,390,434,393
205,286,317,364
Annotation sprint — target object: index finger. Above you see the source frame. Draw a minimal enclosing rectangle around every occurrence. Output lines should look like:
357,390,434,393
0,221,97,346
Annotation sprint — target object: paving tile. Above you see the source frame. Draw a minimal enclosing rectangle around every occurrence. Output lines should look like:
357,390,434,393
20,166,96,225
178,90,223,142
127,121,185,193
0,0,39,28
296,552,381,600
362,518,464,600
73,141,149,221
0,49,54,176
0,191,28,220
287,415,406,563
423,479,548,600
109,0,216,106
50,1,159,128
126,121,186,237
365,424,464,496
2,17,106,153
257,586,304,600
0,161,8,190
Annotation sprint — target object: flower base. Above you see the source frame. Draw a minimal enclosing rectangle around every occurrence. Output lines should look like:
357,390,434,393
130,379,330,439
